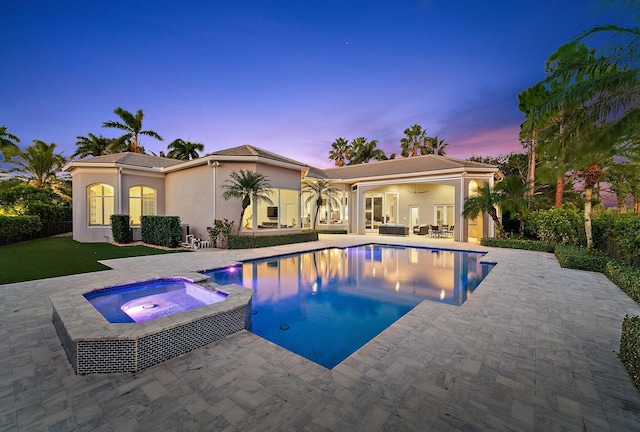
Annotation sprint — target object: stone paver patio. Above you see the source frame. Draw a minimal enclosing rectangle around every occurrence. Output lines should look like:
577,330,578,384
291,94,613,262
1,234,640,431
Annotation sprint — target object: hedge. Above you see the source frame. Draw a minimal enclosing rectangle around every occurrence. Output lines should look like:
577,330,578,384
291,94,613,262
554,245,611,273
0,215,41,244
110,214,131,244
141,216,182,248
480,238,554,252
620,316,640,391
228,231,318,249
606,261,640,304
525,207,586,246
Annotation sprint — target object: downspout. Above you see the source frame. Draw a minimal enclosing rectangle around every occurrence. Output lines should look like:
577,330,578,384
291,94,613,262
209,160,220,220
117,167,123,213
459,172,466,243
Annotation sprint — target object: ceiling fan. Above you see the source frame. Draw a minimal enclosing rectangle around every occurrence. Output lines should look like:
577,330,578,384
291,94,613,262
410,184,430,194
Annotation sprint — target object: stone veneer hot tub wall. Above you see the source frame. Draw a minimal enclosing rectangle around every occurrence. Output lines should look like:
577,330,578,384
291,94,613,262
51,279,253,374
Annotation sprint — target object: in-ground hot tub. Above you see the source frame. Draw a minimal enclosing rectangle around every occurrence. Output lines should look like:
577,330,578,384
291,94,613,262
51,277,253,374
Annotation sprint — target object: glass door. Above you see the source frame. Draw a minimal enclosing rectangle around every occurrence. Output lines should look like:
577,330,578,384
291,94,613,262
365,194,383,232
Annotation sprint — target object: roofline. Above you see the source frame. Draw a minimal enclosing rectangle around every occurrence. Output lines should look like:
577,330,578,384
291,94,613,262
323,166,500,183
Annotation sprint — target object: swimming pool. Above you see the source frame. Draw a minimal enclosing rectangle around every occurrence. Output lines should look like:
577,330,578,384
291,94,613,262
202,244,493,368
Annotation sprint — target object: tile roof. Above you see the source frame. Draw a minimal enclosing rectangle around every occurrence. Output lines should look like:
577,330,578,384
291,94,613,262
320,154,498,180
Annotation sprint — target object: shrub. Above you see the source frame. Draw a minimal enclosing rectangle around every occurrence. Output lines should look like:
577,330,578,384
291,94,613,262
612,214,640,265
525,207,585,246
140,216,182,248
480,238,554,252
620,315,640,392
313,229,348,234
209,219,234,248
110,214,131,244
606,261,640,304
0,215,41,244
554,245,611,273
228,231,318,249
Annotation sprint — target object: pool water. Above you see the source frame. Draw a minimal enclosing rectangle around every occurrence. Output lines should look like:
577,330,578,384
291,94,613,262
202,244,493,368
84,277,227,323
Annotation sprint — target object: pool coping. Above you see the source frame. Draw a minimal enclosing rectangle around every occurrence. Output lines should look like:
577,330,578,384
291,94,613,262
50,275,253,374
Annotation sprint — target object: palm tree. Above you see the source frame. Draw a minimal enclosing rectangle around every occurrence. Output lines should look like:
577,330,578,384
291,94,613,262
166,139,205,160
8,140,67,189
102,107,163,153
400,124,427,157
0,125,21,161
73,133,112,158
221,170,272,234
423,136,448,155
301,179,342,230
348,137,387,164
462,184,508,238
328,137,351,166
495,175,530,236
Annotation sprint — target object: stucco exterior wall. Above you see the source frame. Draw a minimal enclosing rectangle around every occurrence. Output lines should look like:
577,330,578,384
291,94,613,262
165,164,215,240
70,168,118,243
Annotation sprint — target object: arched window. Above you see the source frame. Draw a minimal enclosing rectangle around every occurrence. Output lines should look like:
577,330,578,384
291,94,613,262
129,186,156,225
88,184,114,226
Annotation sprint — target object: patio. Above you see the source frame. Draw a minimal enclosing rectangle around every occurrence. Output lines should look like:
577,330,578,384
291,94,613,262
1,234,639,431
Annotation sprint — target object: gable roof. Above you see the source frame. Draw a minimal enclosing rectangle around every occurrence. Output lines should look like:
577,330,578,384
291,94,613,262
320,154,498,181
207,145,309,169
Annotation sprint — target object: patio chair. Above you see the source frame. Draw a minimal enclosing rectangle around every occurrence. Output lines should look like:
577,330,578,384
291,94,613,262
430,225,440,237
448,225,455,237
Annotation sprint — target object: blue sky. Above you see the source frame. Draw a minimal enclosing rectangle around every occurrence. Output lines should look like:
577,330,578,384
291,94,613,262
1,0,613,168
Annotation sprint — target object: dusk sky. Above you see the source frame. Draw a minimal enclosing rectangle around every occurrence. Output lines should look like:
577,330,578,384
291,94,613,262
1,0,615,169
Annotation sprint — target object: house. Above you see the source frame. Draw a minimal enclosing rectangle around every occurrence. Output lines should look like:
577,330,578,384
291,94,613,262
63,145,500,243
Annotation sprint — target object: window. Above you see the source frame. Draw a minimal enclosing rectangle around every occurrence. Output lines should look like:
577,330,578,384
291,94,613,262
88,184,114,226
129,186,156,225
252,188,299,229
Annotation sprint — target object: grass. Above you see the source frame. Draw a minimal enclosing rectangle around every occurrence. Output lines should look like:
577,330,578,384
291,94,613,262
0,236,185,284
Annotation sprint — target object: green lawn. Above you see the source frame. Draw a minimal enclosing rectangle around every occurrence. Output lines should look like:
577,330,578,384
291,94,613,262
0,237,185,284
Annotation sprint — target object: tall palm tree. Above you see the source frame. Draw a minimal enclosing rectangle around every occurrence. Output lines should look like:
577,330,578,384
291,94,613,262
423,136,448,156
166,139,205,160
73,133,112,158
221,170,272,234
348,137,387,164
400,124,427,157
328,137,351,166
534,2,640,148
102,107,163,153
0,125,21,161
462,184,508,239
8,140,67,189
300,179,342,230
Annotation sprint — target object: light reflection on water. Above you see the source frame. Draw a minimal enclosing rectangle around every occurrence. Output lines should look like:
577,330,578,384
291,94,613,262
203,244,493,368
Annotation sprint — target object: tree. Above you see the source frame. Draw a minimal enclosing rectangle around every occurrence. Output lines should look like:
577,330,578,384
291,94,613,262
603,162,633,213
495,175,530,236
300,179,341,230
73,133,112,158
423,136,448,155
518,83,551,197
348,137,387,164
221,170,272,234
9,140,67,189
533,1,640,153
400,124,427,157
462,184,508,238
166,139,204,160
102,107,163,153
0,125,20,161
328,137,351,166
